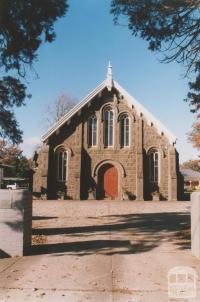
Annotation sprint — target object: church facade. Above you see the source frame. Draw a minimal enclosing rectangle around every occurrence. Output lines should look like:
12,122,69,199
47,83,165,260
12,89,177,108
33,64,182,200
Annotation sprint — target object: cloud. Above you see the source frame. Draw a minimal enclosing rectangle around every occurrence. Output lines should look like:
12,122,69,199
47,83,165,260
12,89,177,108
23,136,41,146
20,136,41,158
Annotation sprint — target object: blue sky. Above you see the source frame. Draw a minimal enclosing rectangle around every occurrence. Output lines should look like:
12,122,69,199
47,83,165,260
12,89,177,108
16,0,198,162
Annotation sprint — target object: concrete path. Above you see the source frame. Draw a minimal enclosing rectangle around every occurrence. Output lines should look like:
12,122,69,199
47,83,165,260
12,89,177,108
0,200,199,301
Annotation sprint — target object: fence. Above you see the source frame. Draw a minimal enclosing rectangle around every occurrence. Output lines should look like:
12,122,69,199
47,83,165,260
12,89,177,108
191,192,200,259
0,190,32,257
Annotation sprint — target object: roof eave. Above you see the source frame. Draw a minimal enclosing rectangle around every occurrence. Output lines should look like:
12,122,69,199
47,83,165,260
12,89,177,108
113,80,177,145
41,78,177,146
42,80,107,142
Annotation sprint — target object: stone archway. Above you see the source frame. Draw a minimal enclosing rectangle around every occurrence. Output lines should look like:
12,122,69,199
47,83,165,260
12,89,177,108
93,160,125,200
98,164,118,200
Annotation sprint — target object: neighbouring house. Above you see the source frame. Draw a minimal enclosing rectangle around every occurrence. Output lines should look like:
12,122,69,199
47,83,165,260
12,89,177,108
0,164,3,188
33,64,183,200
0,154,3,188
181,168,200,191
0,163,14,189
0,154,31,190
0,154,13,188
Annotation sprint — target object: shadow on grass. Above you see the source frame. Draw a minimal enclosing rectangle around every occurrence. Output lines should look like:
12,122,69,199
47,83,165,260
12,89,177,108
30,211,191,256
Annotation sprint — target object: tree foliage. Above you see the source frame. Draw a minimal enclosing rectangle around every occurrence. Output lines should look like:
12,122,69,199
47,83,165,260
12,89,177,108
188,62,200,114
0,0,68,143
43,93,77,129
0,139,21,159
188,122,200,150
111,0,200,113
0,76,27,143
181,159,200,172
0,139,30,178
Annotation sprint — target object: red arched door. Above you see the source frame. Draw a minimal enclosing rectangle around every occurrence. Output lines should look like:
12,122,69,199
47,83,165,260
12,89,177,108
98,164,118,199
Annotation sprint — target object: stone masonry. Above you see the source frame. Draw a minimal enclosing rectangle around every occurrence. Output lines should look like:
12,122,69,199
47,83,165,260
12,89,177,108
33,84,182,201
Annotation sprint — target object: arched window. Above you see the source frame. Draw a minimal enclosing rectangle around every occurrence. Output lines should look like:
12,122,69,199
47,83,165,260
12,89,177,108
88,116,97,147
149,149,159,183
120,114,130,147
55,150,67,182
104,108,114,147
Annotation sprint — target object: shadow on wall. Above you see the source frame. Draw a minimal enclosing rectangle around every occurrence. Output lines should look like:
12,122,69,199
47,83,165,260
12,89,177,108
0,190,32,258
4,190,31,232
0,249,11,259
30,211,191,256
80,148,96,200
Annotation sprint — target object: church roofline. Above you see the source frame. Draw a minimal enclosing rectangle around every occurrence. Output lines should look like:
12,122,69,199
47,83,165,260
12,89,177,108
113,80,177,145
42,74,177,145
42,80,107,142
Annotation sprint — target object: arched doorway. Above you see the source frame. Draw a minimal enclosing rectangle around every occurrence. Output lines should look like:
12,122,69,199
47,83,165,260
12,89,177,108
98,164,118,199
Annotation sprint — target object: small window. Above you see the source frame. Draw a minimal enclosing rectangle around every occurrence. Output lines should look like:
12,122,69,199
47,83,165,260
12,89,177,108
149,150,159,183
88,116,97,147
55,150,67,181
104,109,114,147
120,114,130,147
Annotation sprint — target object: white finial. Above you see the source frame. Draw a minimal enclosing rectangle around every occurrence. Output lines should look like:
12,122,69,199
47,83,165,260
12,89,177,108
106,61,113,91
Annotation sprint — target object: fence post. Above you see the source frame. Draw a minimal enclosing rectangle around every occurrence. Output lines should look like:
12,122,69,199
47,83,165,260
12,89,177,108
191,192,200,259
0,190,32,257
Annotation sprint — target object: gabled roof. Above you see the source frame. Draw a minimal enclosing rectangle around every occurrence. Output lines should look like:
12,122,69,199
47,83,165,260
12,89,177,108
180,169,200,181
0,164,14,168
42,65,177,145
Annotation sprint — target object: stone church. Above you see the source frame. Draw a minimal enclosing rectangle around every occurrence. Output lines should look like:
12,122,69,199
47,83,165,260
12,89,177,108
33,64,182,200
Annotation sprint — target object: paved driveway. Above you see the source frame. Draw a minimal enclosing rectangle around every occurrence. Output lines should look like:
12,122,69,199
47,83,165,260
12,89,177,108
0,200,200,301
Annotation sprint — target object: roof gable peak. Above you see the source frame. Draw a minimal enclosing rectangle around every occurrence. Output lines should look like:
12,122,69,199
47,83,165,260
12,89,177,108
42,68,177,145
106,61,113,91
